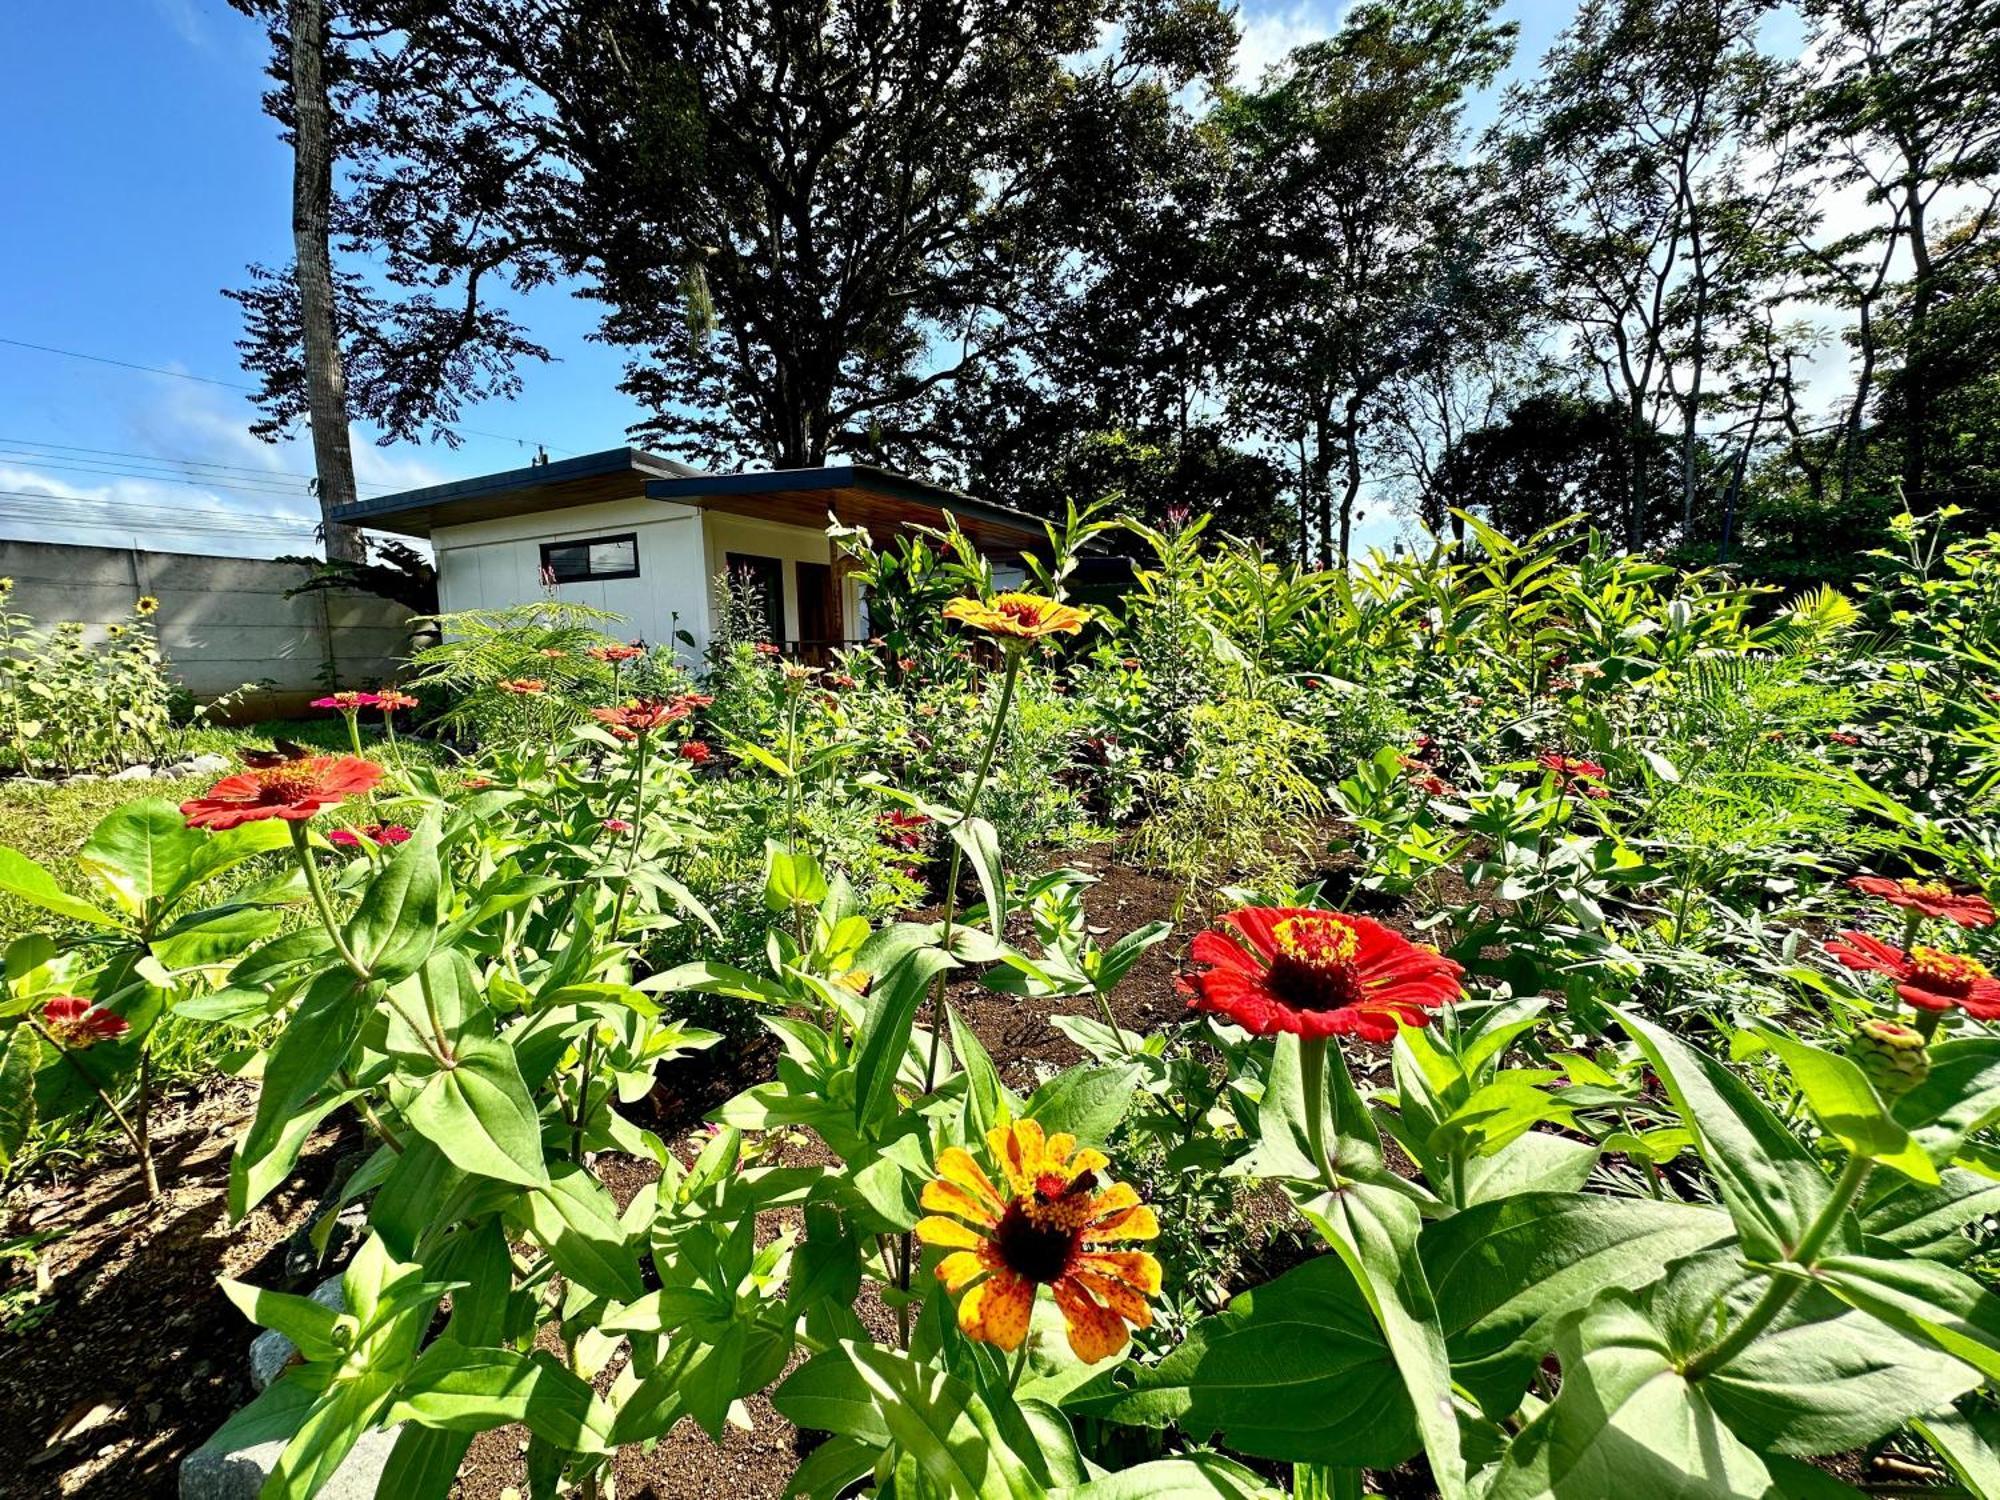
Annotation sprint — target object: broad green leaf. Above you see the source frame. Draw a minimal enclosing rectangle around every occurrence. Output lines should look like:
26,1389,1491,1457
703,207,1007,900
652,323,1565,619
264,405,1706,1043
149,906,283,971
1238,1034,1384,1185
1054,1455,1280,1499
403,1033,549,1189
231,969,373,1218
1423,1192,1733,1416
1075,1252,1417,1469
77,798,206,916
345,815,442,981
1914,1404,2000,1497
0,1025,39,1171
1461,1131,1597,1203
851,945,953,1126
948,815,1008,934
268,1366,399,1500
1897,1037,2000,1166
1816,1253,2000,1381
386,1342,610,1453
219,1278,349,1362
231,1089,359,1223
764,841,828,911
0,845,120,928
1861,1169,2000,1261
1756,1029,1936,1184
1025,1063,1142,1145
1486,1290,1771,1499
949,1004,1018,1141
519,1164,644,1301
1617,1008,1833,1264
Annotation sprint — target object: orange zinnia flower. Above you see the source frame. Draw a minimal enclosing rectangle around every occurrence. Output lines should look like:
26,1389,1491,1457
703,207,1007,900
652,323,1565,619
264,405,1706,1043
181,756,384,830
375,689,420,712
1182,907,1462,1043
497,678,547,695
916,1120,1161,1363
588,642,646,664
1849,876,1996,929
1825,931,2000,1018
592,696,706,733
943,592,1090,641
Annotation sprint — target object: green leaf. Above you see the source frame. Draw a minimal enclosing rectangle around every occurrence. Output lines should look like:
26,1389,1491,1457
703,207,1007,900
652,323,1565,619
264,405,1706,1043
1300,1180,1463,1498
268,1366,399,1500
1238,1034,1383,1184
1486,1290,1771,1499
219,1278,348,1362
150,906,283,970
1616,1007,1833,1264
1423,1192,1734,1417
0,845,120,928
404,1033,549,1188
0,1025,40,1171
948,815,1008,934
387,1342,610,1453
1054,1455,1280,1499
1025,1063,1143,1145
1816,1253,2000,1382
77,798,206,917
948,1004,1018,1142
1075,1253,1417,1469
1861,1169,2000,1261
231,1089,359,1223
1914,1403,2000,1497
519,1164,645,1301
851,945,953,1126
764,841,828,911
1897,1037,2000,1166
232,969,373,1217
1755,1028,1937,1184
345,815,442,981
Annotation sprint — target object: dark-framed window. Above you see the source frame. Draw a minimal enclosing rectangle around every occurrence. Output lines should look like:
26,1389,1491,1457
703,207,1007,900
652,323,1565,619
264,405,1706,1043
540,532,640,583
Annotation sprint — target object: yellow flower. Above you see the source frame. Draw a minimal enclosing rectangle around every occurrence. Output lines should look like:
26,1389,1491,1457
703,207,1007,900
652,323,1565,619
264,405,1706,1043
135,595,160,616
915,1119,1161,1362
942,592,1090,641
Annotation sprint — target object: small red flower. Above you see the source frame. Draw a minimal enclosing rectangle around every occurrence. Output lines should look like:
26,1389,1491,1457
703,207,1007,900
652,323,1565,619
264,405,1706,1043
879,808,931,852
182,756,384,830
1826,931,2000,1018
1120,658,1141,671
497,678,547,695
827,673,858,689
1827,731,1862,747
754,642,781,657
329,823,410,848
41,996,129,1049
1182,907,1463,1043
538,647,569,659
898,656,918,672
1849,876,1996,928
465,775,494,789
1538,751,1605,783
593,699,686,733
679,740,712,764
588,642,645,664
601,818,633,834
375,689,419,712
312,691,381,711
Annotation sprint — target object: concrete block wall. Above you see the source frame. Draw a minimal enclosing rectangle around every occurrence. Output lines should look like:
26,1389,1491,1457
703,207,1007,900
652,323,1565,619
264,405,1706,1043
0,540,414,720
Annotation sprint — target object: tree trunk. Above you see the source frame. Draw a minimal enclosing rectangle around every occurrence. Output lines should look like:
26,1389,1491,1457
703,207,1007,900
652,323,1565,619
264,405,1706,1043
290,0,363,563
1899,181,1935,507
1337,420,1363,568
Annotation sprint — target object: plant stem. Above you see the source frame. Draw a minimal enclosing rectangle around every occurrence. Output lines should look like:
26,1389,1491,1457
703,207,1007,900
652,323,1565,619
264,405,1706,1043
289,821,363,973
1684,1153,1874,1379
1007,1338,1031,1393
37,1023,157,1198
920,648,1022,1096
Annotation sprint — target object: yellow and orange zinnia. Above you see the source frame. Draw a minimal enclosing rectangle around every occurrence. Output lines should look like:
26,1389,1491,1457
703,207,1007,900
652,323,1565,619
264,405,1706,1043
915,1120,1160,1363
942,592,1090,641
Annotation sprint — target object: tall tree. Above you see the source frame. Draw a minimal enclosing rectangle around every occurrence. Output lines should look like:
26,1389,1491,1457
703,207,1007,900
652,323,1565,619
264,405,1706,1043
243,0,1234,478
1220,0,1515,566
1795,0,2000,506
1497,0,1781,551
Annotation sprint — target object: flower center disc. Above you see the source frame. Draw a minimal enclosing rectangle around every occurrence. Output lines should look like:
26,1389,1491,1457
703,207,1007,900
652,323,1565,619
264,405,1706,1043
994,1198,1080,1284
1266,914,1365,1011
1912,946,1989,995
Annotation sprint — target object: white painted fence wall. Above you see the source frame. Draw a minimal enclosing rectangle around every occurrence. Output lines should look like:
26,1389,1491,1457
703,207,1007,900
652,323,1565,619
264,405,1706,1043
0,539,413,719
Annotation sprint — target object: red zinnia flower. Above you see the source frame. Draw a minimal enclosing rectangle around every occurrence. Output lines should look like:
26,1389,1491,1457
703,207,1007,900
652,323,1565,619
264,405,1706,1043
601,818,633,834
754,642,781,657
1849,876,1996,928
329,823,410,848
679,740,712,764
1828,731,1862,747
1538,752,1608,798
879,808,930,852
1182,907,1463,1043
41,996,129,1049
593,699,690,733
827,673,858,689
588,643,645,664
375,690,419,712
1825,931,2000,1017
181,756,384,830
312,691,381,711
497,678,546,695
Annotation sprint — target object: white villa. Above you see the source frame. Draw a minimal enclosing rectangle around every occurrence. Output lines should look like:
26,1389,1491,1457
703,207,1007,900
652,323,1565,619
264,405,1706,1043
336,449,1044,659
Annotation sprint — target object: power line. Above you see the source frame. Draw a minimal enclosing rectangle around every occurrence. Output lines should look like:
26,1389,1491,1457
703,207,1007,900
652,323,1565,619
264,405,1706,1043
0,435,397,490
0,334,579,456
0,488,320,536
0,455,344,505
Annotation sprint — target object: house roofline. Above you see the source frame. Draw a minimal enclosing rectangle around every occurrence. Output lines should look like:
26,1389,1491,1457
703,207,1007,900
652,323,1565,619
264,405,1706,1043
644,464,1045,542
331,447,699,528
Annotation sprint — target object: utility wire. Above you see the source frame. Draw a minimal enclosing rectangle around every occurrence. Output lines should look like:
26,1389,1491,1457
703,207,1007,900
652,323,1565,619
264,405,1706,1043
0,334,577,456
0,455,349,504
0,435,398,490
0,488,319,532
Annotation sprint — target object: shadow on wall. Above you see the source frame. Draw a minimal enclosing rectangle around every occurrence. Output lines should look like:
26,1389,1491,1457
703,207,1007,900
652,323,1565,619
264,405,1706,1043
0,540,414,721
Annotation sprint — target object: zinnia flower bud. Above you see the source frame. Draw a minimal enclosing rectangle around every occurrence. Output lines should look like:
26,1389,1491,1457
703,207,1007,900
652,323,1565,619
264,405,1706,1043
1849,1017,1931,1096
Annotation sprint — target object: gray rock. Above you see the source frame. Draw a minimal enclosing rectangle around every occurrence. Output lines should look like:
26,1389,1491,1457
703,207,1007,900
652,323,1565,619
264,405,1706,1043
184,752,232,775
249,1276,344,1393
110,764,155,781
282,1200,368,1284
180,1421,401,1500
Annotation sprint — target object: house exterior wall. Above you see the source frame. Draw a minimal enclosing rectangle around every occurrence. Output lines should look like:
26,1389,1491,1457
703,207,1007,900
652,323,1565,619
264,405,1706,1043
431,497,712,661
699,511,862,645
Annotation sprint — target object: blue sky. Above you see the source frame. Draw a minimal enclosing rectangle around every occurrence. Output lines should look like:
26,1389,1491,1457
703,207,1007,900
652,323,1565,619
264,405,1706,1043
0,0,1573,557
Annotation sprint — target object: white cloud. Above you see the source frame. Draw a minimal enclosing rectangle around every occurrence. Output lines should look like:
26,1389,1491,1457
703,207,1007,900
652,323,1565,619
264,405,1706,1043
1234,0,1344,86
